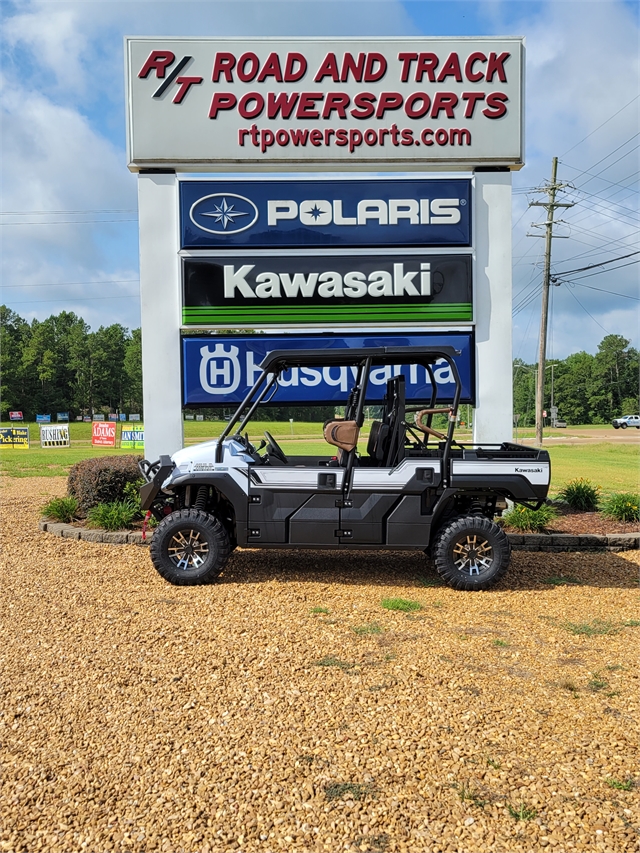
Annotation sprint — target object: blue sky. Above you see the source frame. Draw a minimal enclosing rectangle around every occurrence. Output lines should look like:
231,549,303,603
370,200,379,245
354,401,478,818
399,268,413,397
1,0,638,362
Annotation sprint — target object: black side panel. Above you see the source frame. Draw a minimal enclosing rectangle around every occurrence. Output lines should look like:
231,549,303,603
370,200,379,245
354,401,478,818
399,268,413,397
289,495,339,545
386,495,429,547
450,474,548,501
248,490,309,543
340,493,398,544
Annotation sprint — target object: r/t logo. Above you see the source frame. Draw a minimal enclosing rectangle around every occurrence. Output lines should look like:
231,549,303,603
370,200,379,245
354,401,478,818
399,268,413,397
199,344,241,395
138,51,203,103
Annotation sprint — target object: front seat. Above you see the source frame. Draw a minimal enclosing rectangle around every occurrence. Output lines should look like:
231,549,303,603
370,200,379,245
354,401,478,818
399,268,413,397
323,419,360,453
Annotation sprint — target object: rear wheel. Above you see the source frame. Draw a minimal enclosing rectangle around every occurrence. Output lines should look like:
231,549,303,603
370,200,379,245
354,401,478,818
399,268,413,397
433,516,510,591
621,423,628,429
149,509,231,586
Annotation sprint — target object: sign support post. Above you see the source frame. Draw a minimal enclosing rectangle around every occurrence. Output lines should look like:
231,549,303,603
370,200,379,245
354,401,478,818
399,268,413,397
138,171,183,462
472,170,513,445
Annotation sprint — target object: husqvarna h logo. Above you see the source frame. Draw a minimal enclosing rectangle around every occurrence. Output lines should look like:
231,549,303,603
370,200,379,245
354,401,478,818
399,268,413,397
199,344,241,394
190,194,259,235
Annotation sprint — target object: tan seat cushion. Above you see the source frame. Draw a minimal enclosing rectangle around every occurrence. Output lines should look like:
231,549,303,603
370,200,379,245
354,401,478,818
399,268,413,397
323,419,360,452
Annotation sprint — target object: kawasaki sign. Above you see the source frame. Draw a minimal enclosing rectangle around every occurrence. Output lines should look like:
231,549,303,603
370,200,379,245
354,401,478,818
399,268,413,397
180,178,471,248
182,254,471,327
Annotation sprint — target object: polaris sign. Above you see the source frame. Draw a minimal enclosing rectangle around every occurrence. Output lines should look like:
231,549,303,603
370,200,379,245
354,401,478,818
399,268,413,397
180,178,470,248
182,332,474,406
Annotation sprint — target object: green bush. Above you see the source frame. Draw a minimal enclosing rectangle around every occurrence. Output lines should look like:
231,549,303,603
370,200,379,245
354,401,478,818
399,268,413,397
86,500,139,531
68,455,142,514
601,493,640,523
558,478,600,512
42,496,78,523
503,503,558,532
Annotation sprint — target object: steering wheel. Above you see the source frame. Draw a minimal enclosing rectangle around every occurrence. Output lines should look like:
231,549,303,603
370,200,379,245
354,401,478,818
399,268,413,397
263,430,288,464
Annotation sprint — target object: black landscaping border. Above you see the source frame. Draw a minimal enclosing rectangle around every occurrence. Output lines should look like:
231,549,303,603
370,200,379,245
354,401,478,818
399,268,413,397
38,520,639,552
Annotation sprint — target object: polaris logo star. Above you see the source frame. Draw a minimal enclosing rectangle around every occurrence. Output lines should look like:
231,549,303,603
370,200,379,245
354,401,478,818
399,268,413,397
190,193,259,235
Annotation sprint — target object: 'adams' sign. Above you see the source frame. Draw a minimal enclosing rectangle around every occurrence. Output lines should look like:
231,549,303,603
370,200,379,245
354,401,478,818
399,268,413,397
126,37,524,171
182,254,472,328
180,178,470,249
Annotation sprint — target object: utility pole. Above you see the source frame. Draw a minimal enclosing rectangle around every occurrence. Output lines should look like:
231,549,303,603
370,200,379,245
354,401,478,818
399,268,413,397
528,157,574,445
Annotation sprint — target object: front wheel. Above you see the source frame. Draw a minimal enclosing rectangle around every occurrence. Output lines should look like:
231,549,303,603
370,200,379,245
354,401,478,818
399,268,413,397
433,516,510,591
149,509,231,586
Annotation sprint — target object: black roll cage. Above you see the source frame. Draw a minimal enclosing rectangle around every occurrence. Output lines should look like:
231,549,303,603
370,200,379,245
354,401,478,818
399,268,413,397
214,346,462,476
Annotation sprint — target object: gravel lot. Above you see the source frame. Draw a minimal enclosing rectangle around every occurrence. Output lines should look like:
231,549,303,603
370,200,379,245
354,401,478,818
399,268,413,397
2,477,639,853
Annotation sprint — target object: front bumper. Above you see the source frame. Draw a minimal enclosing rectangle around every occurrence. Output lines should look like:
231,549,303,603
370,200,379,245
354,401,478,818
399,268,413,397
139,456,176,511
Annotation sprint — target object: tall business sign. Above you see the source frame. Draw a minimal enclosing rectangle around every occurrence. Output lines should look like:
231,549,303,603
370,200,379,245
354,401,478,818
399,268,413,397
126,37,523,460
126,38,523,171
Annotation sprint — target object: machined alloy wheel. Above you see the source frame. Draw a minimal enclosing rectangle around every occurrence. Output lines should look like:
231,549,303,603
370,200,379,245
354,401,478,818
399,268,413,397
433,515,511,591
167,527,209,570
150,508,231,586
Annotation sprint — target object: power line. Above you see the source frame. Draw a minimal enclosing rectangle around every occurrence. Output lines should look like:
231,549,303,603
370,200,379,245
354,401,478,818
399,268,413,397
6,296,141,304
567,134,640,185
560,94,640,157
1,219,137,226
553,250,640,276
1,279,139,289
1,209,137,215
569,281,640,301
565,286,611,335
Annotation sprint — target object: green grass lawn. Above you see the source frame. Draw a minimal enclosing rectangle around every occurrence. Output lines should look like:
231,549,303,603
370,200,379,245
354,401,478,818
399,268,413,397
1,422,637,495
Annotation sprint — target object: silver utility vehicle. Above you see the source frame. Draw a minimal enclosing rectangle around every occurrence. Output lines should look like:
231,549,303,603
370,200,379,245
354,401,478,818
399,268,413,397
140,346,551,591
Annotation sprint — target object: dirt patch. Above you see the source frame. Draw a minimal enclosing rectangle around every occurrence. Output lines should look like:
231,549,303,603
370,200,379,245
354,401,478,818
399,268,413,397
2,476,640,853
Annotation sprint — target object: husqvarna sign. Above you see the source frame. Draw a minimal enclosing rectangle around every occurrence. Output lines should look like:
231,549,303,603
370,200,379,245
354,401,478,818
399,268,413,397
183,332,474,406
125,37,524,171
180,178,470,248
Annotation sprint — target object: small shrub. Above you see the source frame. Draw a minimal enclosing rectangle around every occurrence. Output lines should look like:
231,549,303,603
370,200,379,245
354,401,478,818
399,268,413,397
42,496,78,523
313,655,354,671
86,500,139,531
324,782,373,801
558,478,600,511
310,606,330,615
503,503,558,532
352,622,383,635
123,478,145,514
68,455,142,514
562,618,618,637
493,639,510,647
381,598,421,612
588,672,609,692
507,802,538,821
543,575,582,586
605,777,635,791
601,493,640,523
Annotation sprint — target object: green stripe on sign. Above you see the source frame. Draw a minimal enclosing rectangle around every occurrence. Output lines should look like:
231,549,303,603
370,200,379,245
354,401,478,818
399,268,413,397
183,304,473,324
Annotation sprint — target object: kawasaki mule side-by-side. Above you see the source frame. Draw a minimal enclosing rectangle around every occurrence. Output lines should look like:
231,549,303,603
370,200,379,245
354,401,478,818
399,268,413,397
140,346,550,591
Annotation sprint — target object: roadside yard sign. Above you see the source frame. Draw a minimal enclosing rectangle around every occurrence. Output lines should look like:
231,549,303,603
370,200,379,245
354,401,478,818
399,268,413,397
121,424,145,450
126,36,523,459
40,425,70,448
92,422,117,447
0,427,30,448
9,411,23,421
57,412,70,422
36,414,51,423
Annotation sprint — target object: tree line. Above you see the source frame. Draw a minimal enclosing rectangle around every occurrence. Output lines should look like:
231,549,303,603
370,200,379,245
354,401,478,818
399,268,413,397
514,334,638,426
1,306,637,423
